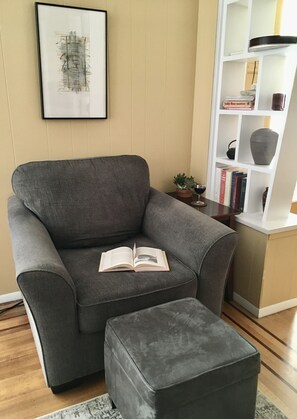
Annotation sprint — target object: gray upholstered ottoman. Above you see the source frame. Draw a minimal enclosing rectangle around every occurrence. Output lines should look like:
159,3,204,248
104,298,260,419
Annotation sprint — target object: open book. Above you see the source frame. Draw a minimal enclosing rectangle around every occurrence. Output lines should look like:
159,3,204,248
99,244,169,272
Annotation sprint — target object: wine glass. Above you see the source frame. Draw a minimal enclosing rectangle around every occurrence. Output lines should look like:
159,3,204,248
192,184,206,207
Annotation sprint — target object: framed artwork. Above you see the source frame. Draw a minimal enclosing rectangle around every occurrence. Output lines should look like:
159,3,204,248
35,3,107,119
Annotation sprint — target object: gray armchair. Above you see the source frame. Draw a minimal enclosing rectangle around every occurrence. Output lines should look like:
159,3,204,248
8,155,237,393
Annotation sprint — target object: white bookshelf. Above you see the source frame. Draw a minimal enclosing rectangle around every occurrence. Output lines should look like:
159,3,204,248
208,0,297,233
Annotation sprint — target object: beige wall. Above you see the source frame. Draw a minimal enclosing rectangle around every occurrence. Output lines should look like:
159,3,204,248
0,1,218,296
190,0,218,184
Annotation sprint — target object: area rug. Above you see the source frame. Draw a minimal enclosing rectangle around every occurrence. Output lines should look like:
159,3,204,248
37,392,287,419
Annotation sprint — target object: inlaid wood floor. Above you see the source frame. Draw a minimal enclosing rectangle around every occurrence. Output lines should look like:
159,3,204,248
222,302,297,418
0,300,297,418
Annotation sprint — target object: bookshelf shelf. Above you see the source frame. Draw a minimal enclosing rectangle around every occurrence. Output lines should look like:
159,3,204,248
216,158,273,174
223,47,291,62
219,109,289,116
208,0,297,232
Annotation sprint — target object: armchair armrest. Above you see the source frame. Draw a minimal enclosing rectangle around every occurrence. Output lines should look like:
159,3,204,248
7,196,82,388
142,189,238,315
8,196,74,290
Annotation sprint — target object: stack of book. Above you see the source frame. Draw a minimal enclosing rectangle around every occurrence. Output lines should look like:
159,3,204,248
214,166,247,211
222,95,255,110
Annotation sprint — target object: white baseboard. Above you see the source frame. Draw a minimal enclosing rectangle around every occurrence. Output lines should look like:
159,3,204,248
233,293,260,317
258,298,297,318
0,291,22,304
233,292,297,318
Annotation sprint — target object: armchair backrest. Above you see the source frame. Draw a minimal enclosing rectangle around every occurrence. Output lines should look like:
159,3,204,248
12,155,150,248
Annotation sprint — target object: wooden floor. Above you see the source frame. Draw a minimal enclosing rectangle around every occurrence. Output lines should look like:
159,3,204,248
0,300,297,419
222,302,297,418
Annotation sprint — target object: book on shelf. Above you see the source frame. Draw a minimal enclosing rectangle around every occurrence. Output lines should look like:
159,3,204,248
223,103,254,110
227,169,240,208
224,95,255,101
214,166,223,203
239,175,247,212
219,167,227,204
216,166,232,206
99,244,169,272
223,100,254,110
230,171,246,209
223,107,254,110
222,95,255,110
215,166,247,211
224,168,237,206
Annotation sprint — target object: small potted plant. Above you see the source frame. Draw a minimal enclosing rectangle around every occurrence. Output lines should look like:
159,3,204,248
173,173,195,198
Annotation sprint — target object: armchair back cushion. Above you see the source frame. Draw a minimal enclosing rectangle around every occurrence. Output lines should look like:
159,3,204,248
12,155,150,248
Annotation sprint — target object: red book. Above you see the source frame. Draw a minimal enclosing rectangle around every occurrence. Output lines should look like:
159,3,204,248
219,168,227,204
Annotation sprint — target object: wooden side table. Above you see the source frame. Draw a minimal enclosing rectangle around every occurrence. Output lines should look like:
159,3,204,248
167,192,241,301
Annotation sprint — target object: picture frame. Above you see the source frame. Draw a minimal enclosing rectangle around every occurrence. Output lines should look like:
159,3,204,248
35,3,107,119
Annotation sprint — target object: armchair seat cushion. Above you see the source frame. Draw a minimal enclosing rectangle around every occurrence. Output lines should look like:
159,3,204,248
59,235,197,334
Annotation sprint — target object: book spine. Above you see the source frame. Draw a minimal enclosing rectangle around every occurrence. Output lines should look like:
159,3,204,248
239,175,247,211
225,95,255,101
229,170,238,208
219,168,227,204
223,97,255,110
232,174,243,209
223,106,254,110
214,167,222,203
224,169,232,206
223,101,254,106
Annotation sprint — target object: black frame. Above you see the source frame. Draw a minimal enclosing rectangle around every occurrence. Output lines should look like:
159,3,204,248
35,2,107,119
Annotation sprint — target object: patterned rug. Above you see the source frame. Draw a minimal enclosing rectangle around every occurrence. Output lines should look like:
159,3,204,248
37,392,287,419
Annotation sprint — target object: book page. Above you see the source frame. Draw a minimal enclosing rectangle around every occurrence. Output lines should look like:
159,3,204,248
99,246,133,272
134,247,166,269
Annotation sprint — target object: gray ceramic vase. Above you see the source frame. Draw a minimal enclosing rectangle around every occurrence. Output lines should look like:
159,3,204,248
250,128,278,165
